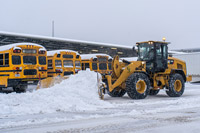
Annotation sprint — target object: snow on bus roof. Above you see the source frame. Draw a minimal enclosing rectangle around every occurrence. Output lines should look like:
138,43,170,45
0,31,132,49
80,53,112,60
47,49,79,56
0,42,46,51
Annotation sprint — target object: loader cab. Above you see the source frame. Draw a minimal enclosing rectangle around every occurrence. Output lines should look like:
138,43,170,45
136,41,168,73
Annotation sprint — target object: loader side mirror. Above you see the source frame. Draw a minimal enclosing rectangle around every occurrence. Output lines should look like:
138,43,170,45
133,46,138,54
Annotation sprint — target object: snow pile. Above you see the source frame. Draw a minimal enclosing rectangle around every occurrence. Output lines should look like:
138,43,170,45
0,70,112,117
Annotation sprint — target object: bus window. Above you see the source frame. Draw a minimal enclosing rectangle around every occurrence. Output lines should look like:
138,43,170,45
63,55,73,58
63,60,73,67
108,63,112,70
85,63,90,69
12,56,21,65
57,54,61,58
0,54,3,65
99,63,107,70
48,60,53,69
23,56,36,65
5,53,9,66
92,63,97,70
39,56,46,65
55,60,62,67
82,63,85,70
75,61,81,68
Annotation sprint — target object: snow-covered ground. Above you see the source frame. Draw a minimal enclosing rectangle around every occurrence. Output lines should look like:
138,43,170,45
0,70,200,133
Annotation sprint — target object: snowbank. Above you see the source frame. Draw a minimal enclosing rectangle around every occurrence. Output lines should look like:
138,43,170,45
0,70,112,117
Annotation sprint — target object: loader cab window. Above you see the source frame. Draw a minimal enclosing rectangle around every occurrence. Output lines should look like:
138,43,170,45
155,43,168,72
138,42,168,73
138,43,154,61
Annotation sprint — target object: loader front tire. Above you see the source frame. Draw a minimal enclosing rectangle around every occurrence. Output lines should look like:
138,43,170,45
126,73,150,99
166,73,185,97
108,88,126,97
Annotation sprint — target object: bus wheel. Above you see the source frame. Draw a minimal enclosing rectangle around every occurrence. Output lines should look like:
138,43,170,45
14,85,27,93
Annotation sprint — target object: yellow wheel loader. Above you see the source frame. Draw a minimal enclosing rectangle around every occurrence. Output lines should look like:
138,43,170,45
98,40,191,99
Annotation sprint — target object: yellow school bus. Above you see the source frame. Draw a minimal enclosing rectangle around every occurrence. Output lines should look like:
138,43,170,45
47,50,81,77
81,54,112,74
0,43,47,92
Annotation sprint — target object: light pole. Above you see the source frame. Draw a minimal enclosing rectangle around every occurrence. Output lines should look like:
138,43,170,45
52,20,54,37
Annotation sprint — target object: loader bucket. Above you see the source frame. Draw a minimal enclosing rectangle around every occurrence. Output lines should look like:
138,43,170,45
37,76,69,89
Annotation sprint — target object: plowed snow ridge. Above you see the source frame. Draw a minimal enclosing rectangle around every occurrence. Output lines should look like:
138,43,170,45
0,70,112,117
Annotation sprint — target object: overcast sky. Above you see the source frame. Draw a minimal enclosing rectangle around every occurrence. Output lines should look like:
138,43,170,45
0,0,200,50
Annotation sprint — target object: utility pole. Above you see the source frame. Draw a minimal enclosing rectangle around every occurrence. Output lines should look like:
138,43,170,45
52,20,54,37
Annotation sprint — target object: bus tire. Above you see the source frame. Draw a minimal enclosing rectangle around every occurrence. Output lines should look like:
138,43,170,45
14,85,27,93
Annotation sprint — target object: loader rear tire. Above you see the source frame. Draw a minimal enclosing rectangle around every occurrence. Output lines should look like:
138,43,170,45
108,88,126,97
149,89,160,95
166,73,185,97
126,73,150,99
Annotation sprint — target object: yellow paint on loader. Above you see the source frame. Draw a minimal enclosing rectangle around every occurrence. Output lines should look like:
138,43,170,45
100,40,192,100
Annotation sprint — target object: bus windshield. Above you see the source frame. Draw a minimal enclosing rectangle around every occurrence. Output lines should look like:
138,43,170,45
99,63,107,70
39,56,46,65
23,56,36,65
75,61,81,68
55,60,62,67
63,60,73,67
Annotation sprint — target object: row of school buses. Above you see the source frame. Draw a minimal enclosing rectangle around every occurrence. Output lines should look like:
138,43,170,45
0,43,112,92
